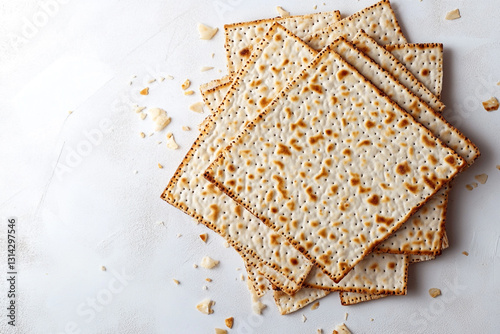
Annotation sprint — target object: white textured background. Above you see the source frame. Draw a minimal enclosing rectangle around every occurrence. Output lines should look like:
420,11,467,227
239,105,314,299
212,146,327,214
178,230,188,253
0,0,499,333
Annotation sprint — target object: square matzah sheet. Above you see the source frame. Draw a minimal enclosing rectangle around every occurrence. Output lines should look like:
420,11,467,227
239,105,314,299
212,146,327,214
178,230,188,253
204,42,466,283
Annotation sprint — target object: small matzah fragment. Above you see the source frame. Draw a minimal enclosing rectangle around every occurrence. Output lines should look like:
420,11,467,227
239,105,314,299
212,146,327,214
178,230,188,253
482,97,499,111
225,317,234,329
196,299,214,314
475,173,488,184
445,9,461,20
198,23,218,40
429,288,441,298
332,323,352,334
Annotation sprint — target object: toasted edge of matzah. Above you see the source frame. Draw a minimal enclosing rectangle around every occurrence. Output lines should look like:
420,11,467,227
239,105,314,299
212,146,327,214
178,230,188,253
273,286,331,315
339,291,388,306
306,0,407,50
352,31,444,112
224,11,341,75
204,36,466,283
385,43,444,98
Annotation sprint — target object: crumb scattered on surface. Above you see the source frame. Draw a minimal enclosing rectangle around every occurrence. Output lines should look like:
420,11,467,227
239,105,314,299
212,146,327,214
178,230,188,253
140,132,145,138
201,66,214,72
196,299,214,314
133,170,138,174
445,8,461,20
313,5,317,10
465,184,473,191
198,23,218,40
190,101,205,113
182,126,191,131
148,108,171,131
202,285,208,290
475,173,488,184
429,288,441,298
139,112,147,120
276,6,290,17
211,53,215,58
184,90,195,96
166,75,174,80
193,264,198,268
205,278,212,282
240,274,245,281
302,314,307,323
140,87,149,95
462,251,469,256
173,279,180,285
166,132,179,150
497,165,500,170
332,323,352,334
181,79,191,90
101,266,106,271
471,182,478,188
199,233,208,243
158,163,163,169
201,256,219,269
252,300,266,315
214,329,227,334
176,233,182,238
134,106,146,113
311,302,319,310
482,97,499,111
225,317,234,329
223,241,229,248
345,312,348,321
148,78,156,84
159,77,165,82
68,110,73,114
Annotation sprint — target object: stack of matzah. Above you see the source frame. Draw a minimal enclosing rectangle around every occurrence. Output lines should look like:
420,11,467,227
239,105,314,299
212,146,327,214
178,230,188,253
162,0,480,315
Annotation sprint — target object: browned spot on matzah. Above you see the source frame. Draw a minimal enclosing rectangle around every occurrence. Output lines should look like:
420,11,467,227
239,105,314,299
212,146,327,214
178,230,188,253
367,194,380,205
375,215,394,226
309,134,325,145
396,161,411,175
208,204,220,221
272,175,289,199
337,69,350,81
276,144,292,156
422,135,437,148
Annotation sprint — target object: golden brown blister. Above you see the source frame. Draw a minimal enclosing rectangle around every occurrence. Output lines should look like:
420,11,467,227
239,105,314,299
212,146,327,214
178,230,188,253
204,38,466,283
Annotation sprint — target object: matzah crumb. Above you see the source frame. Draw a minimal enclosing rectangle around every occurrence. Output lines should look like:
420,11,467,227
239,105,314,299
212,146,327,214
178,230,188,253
68,110,73,114
316,329,322,334
370,319,374,321
193,264,198,268
176,233,182,238
134,106,146,113
159,77,165,82
311,302,319,310
189,102,205,113
156,221,165,226
475,173,488,184
201,256,219,269
214,329,227,334
172,279,180,285
313,5,317,10
302,314,307,323
166,75,174,80
148,78,156,84
139,112,147,120
133,170,138,174
236,267,241,271
276,6,290,17
429,288,441,298
101,266,106,271
147,108,171,131
202,285,208,290
201,66,214,72
181,79,191,90
252,301,266,315
223,241,229,248
211,53,215,58
166,132,179,150
333,323,351,334
182,126,191,131
140,87,149,95
196,299,214,314
158,163,163,169
445,8,461,20
140,132,145,138
199,233,208,242
345,312,348,321
240,274,245,281
184,90,195,96
206,278,212,282
465,184,473,191
482,97,499,111
198,23,218,40
225,317,234,329
462,251,469,256
497,165,500,170
472,182,478,188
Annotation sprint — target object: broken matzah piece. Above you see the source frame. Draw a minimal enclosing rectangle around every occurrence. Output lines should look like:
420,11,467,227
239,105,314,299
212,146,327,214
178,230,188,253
304,254,408,294
224,11,341,75
162,23,321,294
385,43,444,98
273,286,331,315
200,76,233,114
330,37,479,166
352,32,444,113
306,0,406,51
204,42,466,283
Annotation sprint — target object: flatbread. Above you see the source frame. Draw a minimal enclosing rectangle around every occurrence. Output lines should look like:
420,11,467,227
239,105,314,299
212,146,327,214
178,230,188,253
273,286,331,315
386,43,444,98
352,33,444,113
204,39,466,283
306,0,407,50
304,254,408,294
162,23,320,294
225,10,341,75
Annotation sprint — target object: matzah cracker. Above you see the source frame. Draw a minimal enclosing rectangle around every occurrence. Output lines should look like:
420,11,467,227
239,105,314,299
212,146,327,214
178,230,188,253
273,286,331,315
162,24,320,294
330,36,479,166
204,42,465,283
306,0,406,50
352,32,444,112
305,254,408,295
225,11,341,75
386,43,444,98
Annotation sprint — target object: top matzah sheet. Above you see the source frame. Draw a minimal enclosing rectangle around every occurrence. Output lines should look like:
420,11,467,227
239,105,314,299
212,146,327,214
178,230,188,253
306,0,406,50
162,24,320,294
386,43,444,98
204,41,466,282
225,10,341,76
